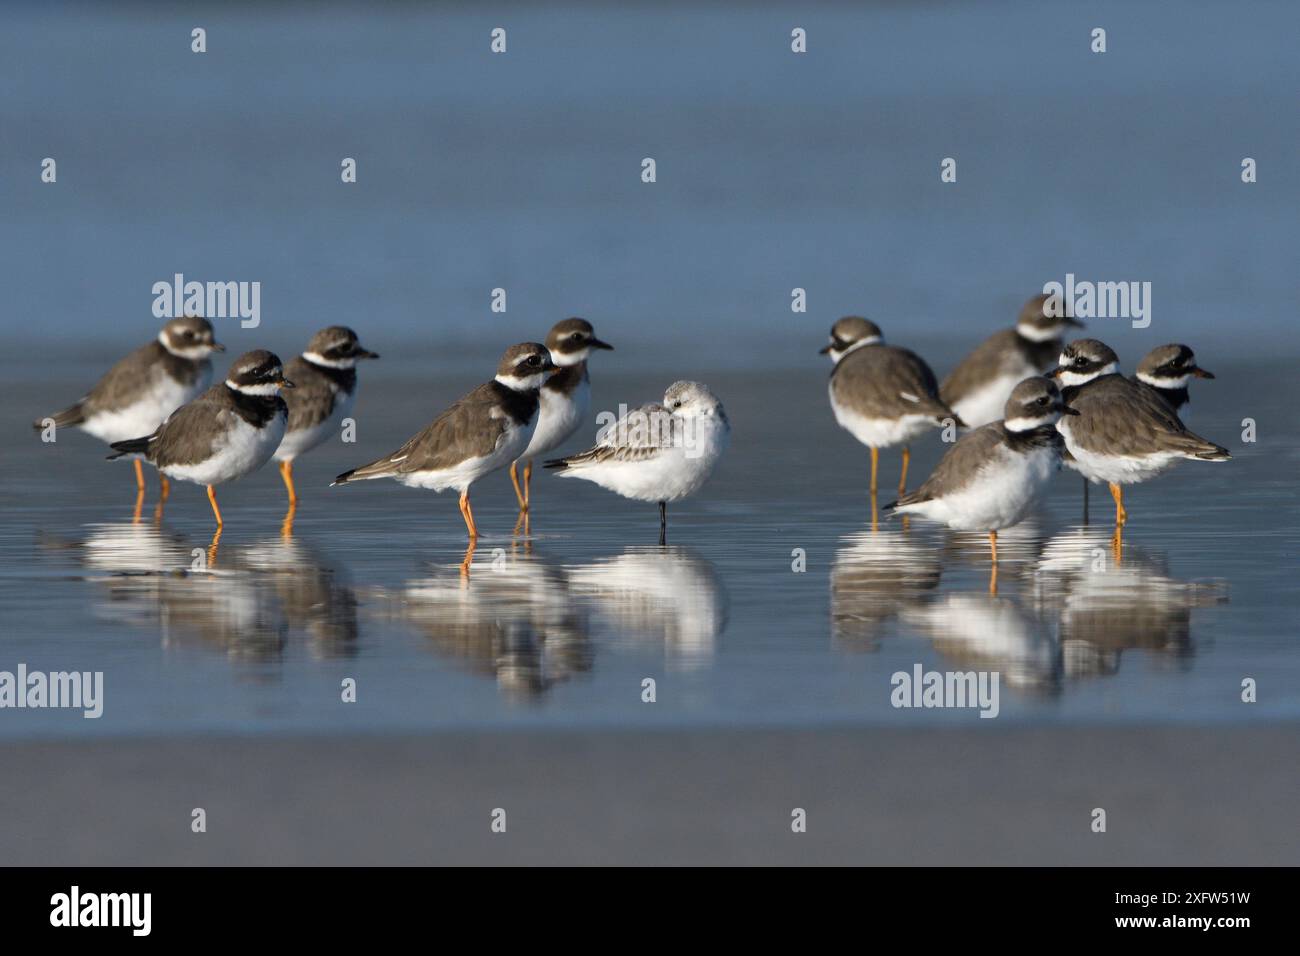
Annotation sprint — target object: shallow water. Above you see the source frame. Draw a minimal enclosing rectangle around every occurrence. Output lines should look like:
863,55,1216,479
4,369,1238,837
3,359,1294,739
1,0,1296,743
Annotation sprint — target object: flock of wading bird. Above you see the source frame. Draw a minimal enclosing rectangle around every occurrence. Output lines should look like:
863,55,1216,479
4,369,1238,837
36,295,1228,580
823,294,1228,588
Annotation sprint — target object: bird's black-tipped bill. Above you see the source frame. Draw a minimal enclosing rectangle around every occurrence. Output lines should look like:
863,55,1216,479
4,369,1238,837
589,338,614,351
1046,366,1065,378
1059,404,1080,416
1192,367,1215,379
355,349,380,360
279,379,296,388
212,342,226,352
818,343,834,355
1063,316,1086,328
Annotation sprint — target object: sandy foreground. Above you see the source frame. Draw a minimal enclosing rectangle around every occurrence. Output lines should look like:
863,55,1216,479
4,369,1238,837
2,723,1295,866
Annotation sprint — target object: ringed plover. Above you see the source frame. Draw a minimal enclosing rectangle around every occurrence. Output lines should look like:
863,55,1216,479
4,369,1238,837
887,377,1075,579
331,343,556,542
1049,339,1230,527
274,326,379,504
940,293,1084,428
509,318,613,513
107,350,293,527
36,316,224,495
822,317,963,497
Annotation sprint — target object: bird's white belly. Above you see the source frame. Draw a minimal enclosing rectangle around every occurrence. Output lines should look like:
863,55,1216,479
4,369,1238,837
162,412,286,486
830,387,935,449
901,445,1058,531
1058,419,1181,484
275,390,354,461
560,418,728,503
81,372,207,444
952,369,1035,429
398,416,535,493
520,380,586,461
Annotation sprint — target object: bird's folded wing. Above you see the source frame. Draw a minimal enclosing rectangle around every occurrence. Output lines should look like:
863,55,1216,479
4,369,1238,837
897,423,1002,505
567,403,674,465
371,390,511,475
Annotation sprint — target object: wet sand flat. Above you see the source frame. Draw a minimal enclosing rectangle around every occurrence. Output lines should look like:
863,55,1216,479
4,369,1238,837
3,723,1295,866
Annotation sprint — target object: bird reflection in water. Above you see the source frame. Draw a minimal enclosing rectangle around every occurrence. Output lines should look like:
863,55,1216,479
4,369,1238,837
395,546,592,699
831,519,1226,697
902,592,1062,695
1033,526,1228,678
829,529,942,650
565,546,728,667
49,521,361,665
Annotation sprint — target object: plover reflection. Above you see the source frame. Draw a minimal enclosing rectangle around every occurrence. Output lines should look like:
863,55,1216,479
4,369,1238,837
829,529,942,649
902,592,1062,696
396,549,590,699
1034,526,1229,678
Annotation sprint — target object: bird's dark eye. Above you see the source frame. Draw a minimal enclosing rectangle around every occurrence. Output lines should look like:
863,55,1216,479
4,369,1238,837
526,355,539,366
570,332,583,342
1036,396,1049,406
1074,356,1087,366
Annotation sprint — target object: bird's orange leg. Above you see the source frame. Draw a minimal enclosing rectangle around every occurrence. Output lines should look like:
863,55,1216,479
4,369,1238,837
459,489,479,539
898,445,910,495
158,475,170,503
207,526,222,568
459,537,478,577
279,459,298,505
206,485,223,527
509,461,527,511
1109,482,1127,527
988,531,999,594
133,458,145,492
523,460,533,510
869,446,879,497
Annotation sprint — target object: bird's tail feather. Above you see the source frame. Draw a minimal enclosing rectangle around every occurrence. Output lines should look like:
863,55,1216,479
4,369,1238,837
106,436,150,460
1191,443,1231,461
1175,432,1231,461
331,459,396,486
34,401,85,431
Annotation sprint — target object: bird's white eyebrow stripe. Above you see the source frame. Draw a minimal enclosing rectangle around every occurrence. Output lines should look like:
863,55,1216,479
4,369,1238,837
900,391,920,403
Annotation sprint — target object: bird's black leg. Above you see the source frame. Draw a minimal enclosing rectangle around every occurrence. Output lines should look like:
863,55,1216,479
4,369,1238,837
658,501,667,546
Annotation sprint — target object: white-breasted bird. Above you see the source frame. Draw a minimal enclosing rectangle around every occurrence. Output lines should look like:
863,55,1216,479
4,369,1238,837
545,381,729,543
509,318,613,513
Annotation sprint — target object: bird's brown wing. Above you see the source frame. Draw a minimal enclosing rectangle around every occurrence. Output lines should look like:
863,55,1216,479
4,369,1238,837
282,356,340,433
1069,376,1228,459
895,423,1005,505
833,345,956,422
147,386,233,467
345,384,513,479
940,328,1024,406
